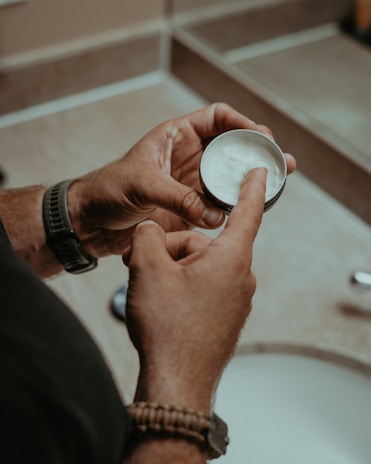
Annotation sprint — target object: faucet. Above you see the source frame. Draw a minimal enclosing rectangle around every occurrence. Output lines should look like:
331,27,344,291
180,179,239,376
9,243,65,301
350,271,371,289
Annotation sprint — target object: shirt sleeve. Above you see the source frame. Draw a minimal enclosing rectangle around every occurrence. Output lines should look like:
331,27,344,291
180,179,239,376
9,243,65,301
0,219,130,464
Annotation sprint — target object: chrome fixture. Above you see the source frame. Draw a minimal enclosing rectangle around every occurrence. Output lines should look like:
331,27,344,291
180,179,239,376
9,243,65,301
350,271,371,289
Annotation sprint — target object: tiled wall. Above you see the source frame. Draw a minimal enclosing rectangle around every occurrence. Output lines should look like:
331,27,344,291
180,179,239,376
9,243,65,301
171,0,275,14
171,0,225,13
0,0,165,59
184,0,353,50
0,0,167,114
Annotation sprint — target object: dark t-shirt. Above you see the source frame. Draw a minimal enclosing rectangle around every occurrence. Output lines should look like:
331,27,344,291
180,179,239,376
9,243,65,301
0,220,129,463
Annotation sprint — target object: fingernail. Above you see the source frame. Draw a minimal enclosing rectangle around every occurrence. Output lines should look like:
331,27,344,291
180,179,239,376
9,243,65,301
246,166,268,177
136,220,158,228
201,208,224,226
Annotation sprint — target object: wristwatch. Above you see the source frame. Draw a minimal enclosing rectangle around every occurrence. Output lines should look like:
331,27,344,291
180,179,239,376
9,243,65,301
126,402,229,460
42,180,97,274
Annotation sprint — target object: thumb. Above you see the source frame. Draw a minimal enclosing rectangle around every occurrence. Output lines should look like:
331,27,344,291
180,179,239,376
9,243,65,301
148,175,224,229
127,220,172,272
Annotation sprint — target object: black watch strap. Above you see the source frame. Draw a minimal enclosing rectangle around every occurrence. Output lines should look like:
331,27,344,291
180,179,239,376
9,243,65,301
42,180,97,274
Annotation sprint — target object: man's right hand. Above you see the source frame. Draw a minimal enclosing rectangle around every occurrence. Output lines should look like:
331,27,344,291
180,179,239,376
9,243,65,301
123,167,267,412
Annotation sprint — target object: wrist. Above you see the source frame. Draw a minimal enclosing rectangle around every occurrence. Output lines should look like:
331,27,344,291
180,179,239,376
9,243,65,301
134,365,216,414
42,180,98,274
123,434,206,463
66,177,107,259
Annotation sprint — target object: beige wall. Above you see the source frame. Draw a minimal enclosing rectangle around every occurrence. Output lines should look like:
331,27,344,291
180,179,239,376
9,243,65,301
171,0,292,14
0,0,166,59
172,0,225,13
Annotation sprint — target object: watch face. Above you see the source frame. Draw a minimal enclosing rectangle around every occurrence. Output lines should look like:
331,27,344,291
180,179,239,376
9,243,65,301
207,413,229,459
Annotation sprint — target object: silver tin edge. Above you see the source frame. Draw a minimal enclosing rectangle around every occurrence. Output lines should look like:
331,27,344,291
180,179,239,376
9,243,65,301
199,130,287,214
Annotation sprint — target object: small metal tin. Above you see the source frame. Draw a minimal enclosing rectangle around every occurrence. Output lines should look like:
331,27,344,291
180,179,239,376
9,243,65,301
200,129,287,213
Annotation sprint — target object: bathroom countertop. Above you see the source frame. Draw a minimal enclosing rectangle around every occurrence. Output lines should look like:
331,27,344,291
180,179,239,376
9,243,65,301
234,171,371,368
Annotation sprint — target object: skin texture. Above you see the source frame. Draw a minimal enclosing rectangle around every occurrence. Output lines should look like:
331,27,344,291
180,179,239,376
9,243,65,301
0,103,296,462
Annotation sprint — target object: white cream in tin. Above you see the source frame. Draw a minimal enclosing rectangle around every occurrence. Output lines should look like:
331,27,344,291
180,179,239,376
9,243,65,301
200,130,287,212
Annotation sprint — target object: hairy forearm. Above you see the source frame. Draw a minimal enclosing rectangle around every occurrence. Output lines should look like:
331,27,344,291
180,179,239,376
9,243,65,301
0,186,64,277
0,179,108,277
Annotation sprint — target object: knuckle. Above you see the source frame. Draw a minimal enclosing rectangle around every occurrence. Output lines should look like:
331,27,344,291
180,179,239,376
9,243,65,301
248,272,257,295
239,271,256,304
257,124,273,136
211,102,232,124
178,190,203,219
212,102,232,113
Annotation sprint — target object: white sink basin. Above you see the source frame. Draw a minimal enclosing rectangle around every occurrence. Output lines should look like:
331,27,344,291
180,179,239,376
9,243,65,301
215,352,371,464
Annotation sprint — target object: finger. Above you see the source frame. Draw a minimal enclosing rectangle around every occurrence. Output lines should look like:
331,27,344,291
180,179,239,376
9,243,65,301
122,244,131,266
256,124,273,138
189,103,260,138
165,230,211,261
285,153,296,174
147,174,225,229
123,229,211,265
126,220,173,271
217,168,267,248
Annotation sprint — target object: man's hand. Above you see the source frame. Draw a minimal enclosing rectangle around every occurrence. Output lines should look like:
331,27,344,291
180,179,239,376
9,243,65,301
69,103,295,258
124,168,267,410
0,103,295,277
121,168,267,464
